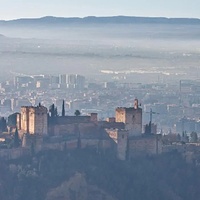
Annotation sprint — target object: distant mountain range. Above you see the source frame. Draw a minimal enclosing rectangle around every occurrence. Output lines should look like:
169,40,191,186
0,16,200,25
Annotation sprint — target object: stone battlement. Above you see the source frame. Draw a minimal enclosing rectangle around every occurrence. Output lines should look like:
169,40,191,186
21,106,48,113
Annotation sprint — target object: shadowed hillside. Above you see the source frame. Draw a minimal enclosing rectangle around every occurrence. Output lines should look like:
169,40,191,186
0,149,200,200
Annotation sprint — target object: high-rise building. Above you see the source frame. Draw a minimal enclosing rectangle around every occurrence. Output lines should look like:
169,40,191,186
67,74,76,89
58,74,67,88
75,74,85,89
50,75,59,89
14,76,33,89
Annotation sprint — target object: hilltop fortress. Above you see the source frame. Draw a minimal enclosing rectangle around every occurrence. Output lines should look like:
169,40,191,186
2,99,162,160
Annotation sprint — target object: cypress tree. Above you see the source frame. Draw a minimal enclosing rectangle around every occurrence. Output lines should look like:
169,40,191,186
49,104,55,117
55,107,58,117
76,125,81,149
62,100,65,117
14,128,20,148
0,117,7,132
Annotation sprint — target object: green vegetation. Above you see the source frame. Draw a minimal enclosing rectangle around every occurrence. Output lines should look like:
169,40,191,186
62,100,65,117
0,117,7,132
0,150,200,200
14,128,20,148
48,104,58,125
8,113,18,127
74,110,81,116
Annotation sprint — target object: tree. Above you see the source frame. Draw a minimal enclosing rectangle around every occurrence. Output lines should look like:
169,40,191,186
14,128,20,148
49,104,59,124
176,133,181,142
74,110,81,116
182,131,189,143
8,113,18,127
49,104,55,118
0,117,7,132
190,132,198,143
62,100,65,117
54,107,58,117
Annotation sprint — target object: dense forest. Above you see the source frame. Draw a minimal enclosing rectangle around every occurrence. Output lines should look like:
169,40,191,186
0,149,200,200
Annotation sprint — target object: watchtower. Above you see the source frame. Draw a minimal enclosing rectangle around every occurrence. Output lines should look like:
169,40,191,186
115,99,142,136
19,105,48,135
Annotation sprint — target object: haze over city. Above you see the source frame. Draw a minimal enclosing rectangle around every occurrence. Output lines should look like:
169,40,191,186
0,1,200,200
0,0,199,80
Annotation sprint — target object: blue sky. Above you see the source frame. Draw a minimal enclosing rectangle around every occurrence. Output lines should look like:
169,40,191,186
0,0,199,20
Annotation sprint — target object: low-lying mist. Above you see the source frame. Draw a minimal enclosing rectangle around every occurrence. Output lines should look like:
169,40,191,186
0,23,200,81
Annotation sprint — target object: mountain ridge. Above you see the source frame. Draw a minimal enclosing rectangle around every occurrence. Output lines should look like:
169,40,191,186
0,16,200,25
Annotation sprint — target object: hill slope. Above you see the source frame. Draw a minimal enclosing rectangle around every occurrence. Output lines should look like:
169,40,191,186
1,150,200,200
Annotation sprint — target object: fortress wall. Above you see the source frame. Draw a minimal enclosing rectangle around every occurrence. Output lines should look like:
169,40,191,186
81,139,99,148
53,123,97,136
129,136,162,157
117,130,129,160
34,107,48,135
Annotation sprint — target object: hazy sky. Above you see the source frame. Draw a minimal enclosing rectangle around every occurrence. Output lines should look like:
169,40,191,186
0,0,199,20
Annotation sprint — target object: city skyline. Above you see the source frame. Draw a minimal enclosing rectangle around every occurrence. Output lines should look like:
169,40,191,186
0,0,199,20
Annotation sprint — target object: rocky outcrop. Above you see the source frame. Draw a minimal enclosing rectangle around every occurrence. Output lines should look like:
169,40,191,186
46,172,117,200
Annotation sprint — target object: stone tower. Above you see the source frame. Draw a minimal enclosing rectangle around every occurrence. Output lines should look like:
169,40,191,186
19,105,48,152
19,105,48,135
105,128,129,160
115,99,142,136
117,129,128,160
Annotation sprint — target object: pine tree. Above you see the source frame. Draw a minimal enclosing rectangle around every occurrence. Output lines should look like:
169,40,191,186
74,110,81,116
